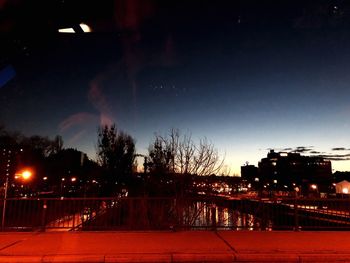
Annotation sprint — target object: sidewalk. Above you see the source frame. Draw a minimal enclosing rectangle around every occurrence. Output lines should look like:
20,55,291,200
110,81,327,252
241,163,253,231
0,231,349,262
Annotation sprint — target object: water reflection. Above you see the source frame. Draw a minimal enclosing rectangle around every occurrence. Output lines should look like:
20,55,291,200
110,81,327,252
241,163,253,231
190,202,273,230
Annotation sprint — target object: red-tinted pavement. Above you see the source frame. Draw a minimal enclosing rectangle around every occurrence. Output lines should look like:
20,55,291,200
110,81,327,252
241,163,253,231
0,231,349,262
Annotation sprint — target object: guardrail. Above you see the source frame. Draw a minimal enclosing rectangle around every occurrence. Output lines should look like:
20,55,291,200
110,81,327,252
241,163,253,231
0,197,349,231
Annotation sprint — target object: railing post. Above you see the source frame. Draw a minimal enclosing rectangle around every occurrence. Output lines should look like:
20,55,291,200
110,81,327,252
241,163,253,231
41,200,47,232
294,198,299,231
1,175,9,231
211,204,217,231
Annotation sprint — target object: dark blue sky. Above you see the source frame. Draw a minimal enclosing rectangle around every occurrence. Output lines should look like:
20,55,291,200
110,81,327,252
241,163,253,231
1,0,350,174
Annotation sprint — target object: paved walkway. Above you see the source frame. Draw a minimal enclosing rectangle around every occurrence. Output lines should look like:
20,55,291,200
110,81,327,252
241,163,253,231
0,231,349,262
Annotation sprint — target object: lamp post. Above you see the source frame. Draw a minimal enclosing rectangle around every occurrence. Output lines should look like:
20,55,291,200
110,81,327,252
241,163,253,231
1,174,9,230
2,169,33,229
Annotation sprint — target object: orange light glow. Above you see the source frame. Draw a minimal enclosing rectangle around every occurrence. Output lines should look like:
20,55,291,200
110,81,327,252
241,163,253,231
16,169,33,181
22,170,32,180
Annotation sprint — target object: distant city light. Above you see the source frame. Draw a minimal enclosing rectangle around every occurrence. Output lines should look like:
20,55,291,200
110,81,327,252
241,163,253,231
273,180,277,184
310,184,317,190
71,177,77,182
43,177,48,181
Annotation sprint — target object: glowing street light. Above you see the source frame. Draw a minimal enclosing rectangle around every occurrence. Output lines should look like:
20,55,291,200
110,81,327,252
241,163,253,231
15,169,33,181
21,170,32,180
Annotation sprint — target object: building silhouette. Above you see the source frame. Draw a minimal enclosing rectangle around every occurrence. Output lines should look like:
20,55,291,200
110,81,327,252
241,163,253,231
241,164,259,190
242,150,332,195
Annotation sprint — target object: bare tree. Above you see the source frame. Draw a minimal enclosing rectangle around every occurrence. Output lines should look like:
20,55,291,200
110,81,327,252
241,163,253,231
148,128,224,176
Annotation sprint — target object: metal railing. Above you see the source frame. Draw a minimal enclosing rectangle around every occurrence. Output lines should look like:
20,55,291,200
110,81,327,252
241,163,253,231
231,197,350,230
0,197,350,231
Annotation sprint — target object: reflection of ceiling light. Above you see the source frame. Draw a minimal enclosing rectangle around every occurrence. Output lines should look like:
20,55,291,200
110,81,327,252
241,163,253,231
58,23,91,33
58,28,75,33
79,23,91,33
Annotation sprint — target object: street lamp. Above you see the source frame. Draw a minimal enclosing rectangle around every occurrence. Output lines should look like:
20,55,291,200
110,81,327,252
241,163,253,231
21,170,32,180
2,168,34,229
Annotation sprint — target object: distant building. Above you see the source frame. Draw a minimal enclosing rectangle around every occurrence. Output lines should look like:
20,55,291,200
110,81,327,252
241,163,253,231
241,164,259,189
335,180,350,195
241,164,258,180
0,147,22,197
258,150,332,194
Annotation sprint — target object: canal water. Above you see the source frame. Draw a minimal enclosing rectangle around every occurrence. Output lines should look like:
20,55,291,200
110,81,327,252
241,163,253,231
188,201,273,230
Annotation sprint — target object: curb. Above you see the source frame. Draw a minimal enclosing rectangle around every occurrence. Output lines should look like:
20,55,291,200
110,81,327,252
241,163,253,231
105,254,171,263
235,254,299,262
299,254,350,262
0,256,43,263
42,255,105,262
172,253,235,262
1,253,350,262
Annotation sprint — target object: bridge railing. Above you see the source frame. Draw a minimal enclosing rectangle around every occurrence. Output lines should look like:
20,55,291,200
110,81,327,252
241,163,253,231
0,197,349,231
233,197,350,230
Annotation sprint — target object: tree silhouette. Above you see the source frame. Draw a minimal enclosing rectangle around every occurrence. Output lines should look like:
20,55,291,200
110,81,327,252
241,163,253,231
148,128,224,176
97,124,136,188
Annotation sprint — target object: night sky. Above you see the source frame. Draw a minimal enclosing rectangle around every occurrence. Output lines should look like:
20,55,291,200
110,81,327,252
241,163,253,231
1,0,350,175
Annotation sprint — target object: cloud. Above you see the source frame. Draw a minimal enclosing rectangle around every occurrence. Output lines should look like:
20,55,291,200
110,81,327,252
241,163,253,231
267,146,313,153
282,147,293,151
310,151,321,154
267,145,350,161
317,153,350,161
294,146,313,153
332,147,347,151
